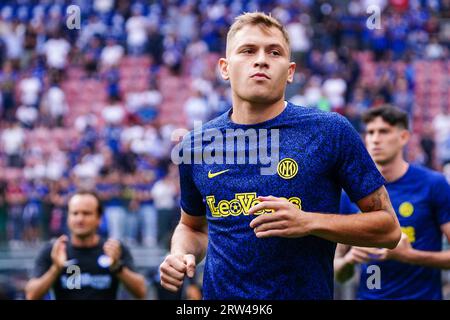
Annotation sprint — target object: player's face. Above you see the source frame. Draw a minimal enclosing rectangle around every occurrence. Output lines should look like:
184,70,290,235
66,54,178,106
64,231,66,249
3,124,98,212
219,25,295,105
67,194,101,239
365,117,409,165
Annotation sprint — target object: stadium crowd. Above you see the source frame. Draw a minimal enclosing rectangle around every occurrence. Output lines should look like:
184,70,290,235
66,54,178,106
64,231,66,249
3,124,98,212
0,0,449,251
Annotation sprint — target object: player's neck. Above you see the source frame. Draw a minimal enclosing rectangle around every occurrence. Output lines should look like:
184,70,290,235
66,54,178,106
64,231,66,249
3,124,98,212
71,233,100,248
377,156,409,183
230,98,286,125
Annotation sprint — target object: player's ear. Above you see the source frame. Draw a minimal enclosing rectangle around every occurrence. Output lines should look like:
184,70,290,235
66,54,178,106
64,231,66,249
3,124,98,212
400,129,410,145
287,62,296,84
218,58,229,81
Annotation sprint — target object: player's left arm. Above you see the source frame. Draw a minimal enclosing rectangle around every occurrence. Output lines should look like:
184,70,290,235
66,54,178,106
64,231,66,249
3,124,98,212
104,239,147,299
386,174,450,268
371,172,450,267
115,266,148,299
380,222,450,269
249,186,401,249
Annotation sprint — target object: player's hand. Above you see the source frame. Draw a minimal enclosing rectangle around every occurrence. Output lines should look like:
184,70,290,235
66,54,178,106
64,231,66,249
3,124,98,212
103,239,122,269
344,246,388,264
384,232,412,261
159,254,196,293
51,235,68,270
248,195,312,238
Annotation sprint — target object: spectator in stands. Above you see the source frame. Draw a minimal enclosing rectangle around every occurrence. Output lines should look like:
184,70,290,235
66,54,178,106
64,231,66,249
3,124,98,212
184,34,209,78
1,122,25,168
47,181,66,238
146,23,164,66
82,35,102,78
42,30,70,80
100,37,124,69
0,178,7,243
18,73,41,109
433,108,450,166
22,181,41,245
5,177,26,248
392,78,414,115
286,15,311,65
42,84,68,128
125,6,148,56
137,171,157,247
420,125,436,169
16,104,38,128
0,60,17,121
102,96,126,126
97,169,126,240
151,164,178,248
123,173,140,245
425,35,445,60
2,18,24,64
184,89,210,128
322,72,347,113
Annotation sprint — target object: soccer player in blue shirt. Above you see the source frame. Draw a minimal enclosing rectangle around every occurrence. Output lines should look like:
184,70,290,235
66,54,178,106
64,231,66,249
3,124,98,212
159,12,401,299
334,105,450,299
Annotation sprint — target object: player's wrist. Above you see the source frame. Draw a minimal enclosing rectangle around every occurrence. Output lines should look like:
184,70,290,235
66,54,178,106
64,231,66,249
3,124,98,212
302,211,320,236
170,248,193,258
169,250,184,258
51,263,64,274
342,252,355,265
110,260,124,274
395,247,415,263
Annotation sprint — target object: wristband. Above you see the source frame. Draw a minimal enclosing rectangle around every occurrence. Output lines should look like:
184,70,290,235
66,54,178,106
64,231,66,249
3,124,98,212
110,261,124,274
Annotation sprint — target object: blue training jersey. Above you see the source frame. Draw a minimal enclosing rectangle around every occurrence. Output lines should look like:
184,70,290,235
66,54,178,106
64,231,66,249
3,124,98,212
341,165,450,300
178,102,385,299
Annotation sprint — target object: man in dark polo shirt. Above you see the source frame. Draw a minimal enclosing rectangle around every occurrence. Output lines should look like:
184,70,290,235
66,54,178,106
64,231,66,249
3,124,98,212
25,191,147,300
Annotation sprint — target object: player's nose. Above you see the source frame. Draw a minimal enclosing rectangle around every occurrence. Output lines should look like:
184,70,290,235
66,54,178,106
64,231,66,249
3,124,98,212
254,50,269,68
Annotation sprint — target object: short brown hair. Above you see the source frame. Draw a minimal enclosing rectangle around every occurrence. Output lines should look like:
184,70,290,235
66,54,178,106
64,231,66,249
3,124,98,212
226,12,290,56
362,105,409,130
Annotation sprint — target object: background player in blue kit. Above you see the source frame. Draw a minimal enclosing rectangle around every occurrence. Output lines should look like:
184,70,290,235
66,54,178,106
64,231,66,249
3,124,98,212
334,105,450,299
159,12,401,299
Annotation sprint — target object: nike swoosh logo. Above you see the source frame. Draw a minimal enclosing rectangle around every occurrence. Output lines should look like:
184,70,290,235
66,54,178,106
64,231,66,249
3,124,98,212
208,169,230,178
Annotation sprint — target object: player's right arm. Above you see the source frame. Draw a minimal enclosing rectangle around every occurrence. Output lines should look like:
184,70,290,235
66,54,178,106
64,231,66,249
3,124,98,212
334,243,354,283
159,210,208,293
333,243,386,283
25,235,68,300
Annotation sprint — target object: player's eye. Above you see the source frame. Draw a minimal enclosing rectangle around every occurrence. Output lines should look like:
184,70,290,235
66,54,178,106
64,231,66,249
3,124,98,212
270,50,281,56
241,48,254,54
